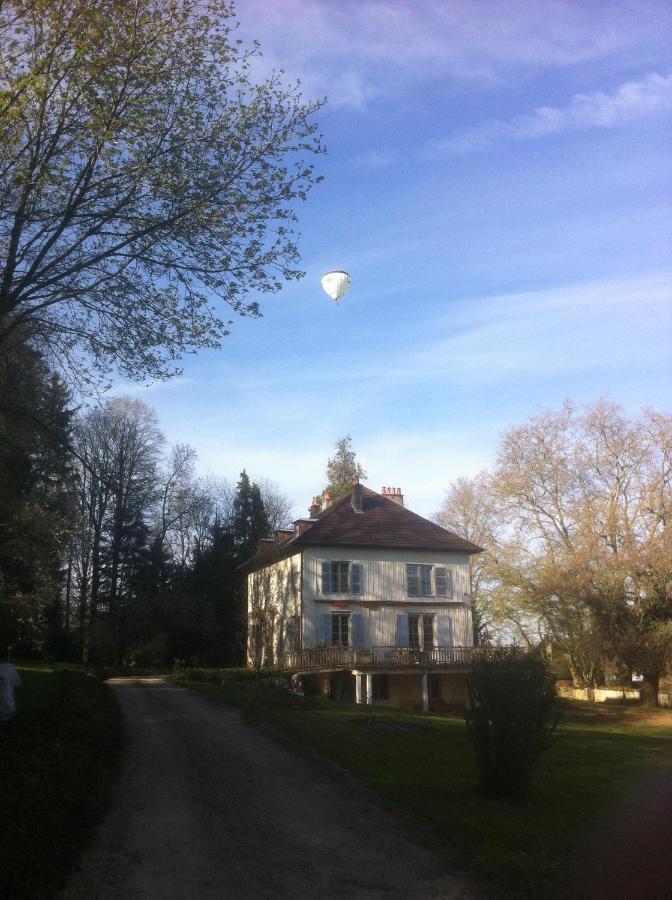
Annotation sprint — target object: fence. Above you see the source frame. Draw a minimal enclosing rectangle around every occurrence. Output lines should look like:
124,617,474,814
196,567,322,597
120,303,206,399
278,645,473,672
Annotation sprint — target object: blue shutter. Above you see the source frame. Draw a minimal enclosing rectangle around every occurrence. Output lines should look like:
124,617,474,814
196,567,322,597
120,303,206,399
322,614,332,645
437,616,454,647
351,614,364,648
445,569,454,599
396,614,409,647
406,564,419,596
351,563,362,595
321,561,331,595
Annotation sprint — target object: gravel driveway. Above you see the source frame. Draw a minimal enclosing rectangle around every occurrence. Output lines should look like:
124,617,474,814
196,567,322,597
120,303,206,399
63,677,475,899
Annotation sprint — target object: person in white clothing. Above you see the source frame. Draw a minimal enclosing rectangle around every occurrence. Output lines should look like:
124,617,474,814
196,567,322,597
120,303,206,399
0,660,22,722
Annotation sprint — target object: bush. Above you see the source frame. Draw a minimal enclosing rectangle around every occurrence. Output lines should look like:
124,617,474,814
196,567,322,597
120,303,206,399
465,648,561,803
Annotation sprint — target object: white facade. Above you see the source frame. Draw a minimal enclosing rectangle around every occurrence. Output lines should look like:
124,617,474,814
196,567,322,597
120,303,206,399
247,545,474,665
301,546,473,650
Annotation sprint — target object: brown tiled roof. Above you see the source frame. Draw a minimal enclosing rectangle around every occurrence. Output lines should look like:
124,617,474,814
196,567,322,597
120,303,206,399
241,485,483,572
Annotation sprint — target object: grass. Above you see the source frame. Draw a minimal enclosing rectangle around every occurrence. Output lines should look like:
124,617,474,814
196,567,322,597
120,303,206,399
0,666,123,898
174,673,672,896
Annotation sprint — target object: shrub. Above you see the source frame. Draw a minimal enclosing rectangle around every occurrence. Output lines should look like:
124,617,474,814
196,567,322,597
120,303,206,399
465,648,561,803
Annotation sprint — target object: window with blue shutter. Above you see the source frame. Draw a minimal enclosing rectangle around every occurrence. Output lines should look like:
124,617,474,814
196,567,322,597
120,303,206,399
321,561,362,595
435,567,447,596
407,564,432,596
321,614,331,645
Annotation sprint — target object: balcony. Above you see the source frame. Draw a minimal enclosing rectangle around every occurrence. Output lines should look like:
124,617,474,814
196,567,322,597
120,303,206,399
278,645,473,672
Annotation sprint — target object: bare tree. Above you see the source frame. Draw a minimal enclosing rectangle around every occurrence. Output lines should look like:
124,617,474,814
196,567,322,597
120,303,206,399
71,396,164,661
435,472,500,644
438,400,672,697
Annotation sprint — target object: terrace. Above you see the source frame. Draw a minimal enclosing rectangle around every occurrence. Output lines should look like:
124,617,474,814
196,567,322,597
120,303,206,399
278,645,473,673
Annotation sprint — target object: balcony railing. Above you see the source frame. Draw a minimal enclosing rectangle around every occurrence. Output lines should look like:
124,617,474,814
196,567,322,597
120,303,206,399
278,645,473,671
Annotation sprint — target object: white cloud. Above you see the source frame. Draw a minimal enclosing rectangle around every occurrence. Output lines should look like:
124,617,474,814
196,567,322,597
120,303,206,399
350,148,396,169
431,72,672,154
236,1,672,106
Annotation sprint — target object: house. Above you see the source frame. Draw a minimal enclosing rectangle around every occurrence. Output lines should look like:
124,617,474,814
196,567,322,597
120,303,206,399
242,482,483,711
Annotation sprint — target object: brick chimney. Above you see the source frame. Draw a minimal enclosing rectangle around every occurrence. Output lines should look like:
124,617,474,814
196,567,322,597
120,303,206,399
381,486,404,507
320,490,333,511
309,496,321,518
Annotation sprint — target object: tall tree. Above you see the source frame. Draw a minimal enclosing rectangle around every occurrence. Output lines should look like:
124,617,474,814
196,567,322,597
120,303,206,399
0,333,73,655
441,400,672,698
324,435,366,499
435,473,499,644
0,0,324,391
70,397,163,662
232,471,270,560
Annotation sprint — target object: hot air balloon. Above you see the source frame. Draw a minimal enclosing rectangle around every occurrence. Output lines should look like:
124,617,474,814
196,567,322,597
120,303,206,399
321,270,351,305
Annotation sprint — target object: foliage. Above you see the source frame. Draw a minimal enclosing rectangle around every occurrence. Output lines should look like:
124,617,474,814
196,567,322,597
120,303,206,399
0,667,122,898
324,435,366,499
0,334,73,656
437,400,672,698
0,0,324,392
465,648,561,803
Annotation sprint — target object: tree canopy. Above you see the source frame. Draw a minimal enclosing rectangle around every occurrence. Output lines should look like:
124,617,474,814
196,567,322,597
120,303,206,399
0,0,324,391
324,435,366,499
437,400,672,701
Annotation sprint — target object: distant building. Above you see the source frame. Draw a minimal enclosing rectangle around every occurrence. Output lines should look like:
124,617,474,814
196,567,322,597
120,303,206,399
242,483,482,711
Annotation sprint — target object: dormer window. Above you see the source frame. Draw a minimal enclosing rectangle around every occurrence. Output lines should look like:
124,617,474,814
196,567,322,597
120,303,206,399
321,560,363,595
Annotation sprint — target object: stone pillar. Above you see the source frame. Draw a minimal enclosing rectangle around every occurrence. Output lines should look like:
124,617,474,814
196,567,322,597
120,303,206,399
355,674,363,704
421,672,429,712
366,674,373,705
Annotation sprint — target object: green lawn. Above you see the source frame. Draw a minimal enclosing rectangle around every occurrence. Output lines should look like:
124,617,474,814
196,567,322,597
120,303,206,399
0,667,122,898
176,675,672,896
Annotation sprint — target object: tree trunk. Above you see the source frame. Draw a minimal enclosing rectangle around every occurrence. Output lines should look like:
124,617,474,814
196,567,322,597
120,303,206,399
640,673,660,707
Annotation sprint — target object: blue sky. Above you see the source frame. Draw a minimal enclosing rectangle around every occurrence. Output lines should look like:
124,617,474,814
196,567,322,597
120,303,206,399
118,0,672,519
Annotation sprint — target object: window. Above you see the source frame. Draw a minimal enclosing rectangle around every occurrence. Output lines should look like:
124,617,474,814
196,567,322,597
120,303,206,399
331,613,349,646
406,564,432,596
408,614,434,649
372,674,389,701
322,561,362,594
406,564,453,598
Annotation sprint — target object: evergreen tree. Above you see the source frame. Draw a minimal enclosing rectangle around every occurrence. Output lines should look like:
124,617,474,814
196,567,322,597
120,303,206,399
232,471,270,560
324,435,366,499
0,334,73,656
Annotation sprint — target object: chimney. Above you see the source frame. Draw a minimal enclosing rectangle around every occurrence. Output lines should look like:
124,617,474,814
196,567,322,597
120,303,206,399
294,518,316,537
351,481,363,513
309,496,321,518
382,486,404,507
320,490,333,511
275,529,294,544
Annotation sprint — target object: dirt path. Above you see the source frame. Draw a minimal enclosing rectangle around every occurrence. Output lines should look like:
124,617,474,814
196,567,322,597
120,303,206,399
63,677,475,899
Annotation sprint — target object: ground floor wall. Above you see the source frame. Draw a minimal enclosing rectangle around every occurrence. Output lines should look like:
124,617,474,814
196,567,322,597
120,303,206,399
300,670,469,712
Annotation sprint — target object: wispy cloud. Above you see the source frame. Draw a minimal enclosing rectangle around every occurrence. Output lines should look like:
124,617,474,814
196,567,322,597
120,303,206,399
236,1,672,107
415,272,672,383
350,148,396,170
430,72,672,154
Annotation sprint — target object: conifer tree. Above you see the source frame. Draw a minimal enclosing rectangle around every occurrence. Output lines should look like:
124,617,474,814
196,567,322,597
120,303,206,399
324,435,366,499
